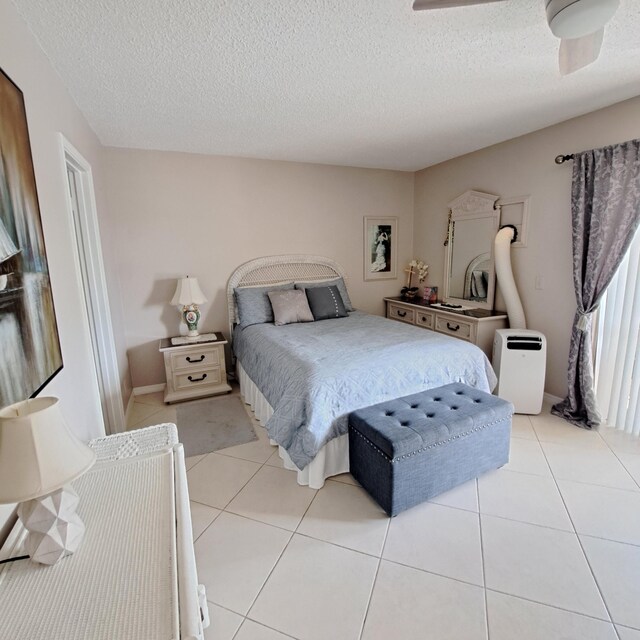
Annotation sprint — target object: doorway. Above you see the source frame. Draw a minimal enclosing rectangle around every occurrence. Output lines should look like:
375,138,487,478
59,134,125,434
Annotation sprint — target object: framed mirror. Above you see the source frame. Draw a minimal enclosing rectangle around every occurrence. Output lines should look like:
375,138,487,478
443,190,500,310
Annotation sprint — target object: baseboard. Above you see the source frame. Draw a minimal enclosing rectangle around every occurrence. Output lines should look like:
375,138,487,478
133,383,166,396
124,392,136,427
543,392,563,405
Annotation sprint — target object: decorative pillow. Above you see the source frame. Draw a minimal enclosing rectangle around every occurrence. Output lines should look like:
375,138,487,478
295,277,354,312
305,285,348,321
268,290,314,326
234,282,294,328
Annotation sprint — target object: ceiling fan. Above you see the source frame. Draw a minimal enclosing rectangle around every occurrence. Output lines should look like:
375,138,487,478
412,0,621,75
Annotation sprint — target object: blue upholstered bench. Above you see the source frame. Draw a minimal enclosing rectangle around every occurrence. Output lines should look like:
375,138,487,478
348,382,513,516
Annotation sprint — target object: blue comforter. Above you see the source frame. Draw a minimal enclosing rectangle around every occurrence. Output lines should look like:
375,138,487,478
233,311,497,470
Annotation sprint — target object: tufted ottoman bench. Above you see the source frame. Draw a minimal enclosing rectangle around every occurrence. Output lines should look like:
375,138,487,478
348,382,513,516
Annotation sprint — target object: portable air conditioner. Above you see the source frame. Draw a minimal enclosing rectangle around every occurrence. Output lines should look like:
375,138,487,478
493,329,547,415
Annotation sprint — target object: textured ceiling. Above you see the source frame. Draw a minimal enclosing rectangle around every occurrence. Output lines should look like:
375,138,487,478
12,0,640,171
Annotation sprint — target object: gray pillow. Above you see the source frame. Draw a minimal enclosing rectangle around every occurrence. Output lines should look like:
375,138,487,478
268,290,314,326
305,285,348,321
234,282,294,328
295,277,353,312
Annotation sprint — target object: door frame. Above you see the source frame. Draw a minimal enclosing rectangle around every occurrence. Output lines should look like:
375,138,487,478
58,134,125,434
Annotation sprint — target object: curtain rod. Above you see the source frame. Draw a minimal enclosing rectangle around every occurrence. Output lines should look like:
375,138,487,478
555,154,575,164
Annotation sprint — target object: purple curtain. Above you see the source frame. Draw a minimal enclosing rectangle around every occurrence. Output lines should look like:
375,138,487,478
552,139,640,429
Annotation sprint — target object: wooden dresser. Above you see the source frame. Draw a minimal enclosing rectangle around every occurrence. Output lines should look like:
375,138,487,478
384,297,508,359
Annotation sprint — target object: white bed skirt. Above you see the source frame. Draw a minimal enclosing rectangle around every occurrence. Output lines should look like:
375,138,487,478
237,363,349,489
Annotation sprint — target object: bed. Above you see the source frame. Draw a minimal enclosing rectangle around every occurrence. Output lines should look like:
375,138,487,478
228,254,497,488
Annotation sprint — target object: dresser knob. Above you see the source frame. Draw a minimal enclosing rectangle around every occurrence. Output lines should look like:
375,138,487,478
186,355,205,363
188,373,207,383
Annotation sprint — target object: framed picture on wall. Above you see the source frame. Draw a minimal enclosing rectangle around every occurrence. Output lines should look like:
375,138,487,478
0,67,63,408
364,216,398,281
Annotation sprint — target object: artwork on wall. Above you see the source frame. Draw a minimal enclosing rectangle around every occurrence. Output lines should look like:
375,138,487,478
364,216,398,281
0,67,62,408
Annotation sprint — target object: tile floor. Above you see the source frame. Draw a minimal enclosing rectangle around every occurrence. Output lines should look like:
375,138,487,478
127,390,640,640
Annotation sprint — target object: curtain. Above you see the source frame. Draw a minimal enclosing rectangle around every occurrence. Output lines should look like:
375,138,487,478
552,139,640,429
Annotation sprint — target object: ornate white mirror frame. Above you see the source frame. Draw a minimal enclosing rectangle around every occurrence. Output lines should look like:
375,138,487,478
443,190,500,311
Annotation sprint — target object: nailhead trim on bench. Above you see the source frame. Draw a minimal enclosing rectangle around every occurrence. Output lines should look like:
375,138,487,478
349,415,511,464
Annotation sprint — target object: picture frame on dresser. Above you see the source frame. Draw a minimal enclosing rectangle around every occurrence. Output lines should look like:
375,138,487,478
0,67,63,407
364,216,397,281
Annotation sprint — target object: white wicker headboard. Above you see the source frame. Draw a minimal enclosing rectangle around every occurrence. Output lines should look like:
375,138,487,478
227,254,347,337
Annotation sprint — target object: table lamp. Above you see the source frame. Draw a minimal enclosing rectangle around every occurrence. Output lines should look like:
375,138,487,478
171,275,207,338
0,397,96,565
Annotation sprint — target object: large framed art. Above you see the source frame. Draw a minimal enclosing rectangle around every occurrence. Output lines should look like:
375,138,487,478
363,216,397,281
0,67,62,407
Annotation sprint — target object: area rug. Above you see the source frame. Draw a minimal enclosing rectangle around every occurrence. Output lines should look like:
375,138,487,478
176,395,258,457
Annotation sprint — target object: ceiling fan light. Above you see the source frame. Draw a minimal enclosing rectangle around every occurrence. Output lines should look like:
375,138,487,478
546,0,619,39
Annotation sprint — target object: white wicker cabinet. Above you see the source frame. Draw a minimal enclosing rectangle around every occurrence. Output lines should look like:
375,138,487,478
0,424,209,640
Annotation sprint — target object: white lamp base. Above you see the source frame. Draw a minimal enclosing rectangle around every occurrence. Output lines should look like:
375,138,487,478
17,485,86,565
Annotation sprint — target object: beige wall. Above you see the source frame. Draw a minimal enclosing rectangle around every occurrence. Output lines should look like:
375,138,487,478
414,96,640,398
0,1,130,537
104,149,415,388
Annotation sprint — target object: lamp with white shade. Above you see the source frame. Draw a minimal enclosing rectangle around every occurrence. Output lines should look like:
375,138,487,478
171,276,207,339
0,397,96,565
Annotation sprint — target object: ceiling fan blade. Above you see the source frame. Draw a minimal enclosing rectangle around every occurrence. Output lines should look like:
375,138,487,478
559,28,604,76
413,0,506,10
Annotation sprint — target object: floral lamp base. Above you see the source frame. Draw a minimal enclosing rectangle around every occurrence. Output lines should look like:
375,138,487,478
181,304,201,338
17,485,86,565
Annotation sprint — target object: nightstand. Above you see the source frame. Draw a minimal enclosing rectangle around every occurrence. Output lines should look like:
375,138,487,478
159,332,232,403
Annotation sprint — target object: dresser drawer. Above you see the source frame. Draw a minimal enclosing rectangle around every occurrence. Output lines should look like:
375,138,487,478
174,366,222,391
415,310,435,329
170,346,220,372
388,303,415,324
435,316,473,341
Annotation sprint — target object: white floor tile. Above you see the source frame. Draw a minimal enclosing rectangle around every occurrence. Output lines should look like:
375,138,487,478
478,469,573,531
297,481,388,556
186,454,205,470
235,619,296,640
599,428,640,455
486,591,618,640
264,448,285,469
190,501,221,540
127,402,166,429
226,466,317,531
504,438,551,476
129,405,177,430
581,535,640,630
187,453,261,509
429,478,478,512
217,425,275,464
511,414,538,440
361,560,486,640
249,535,378,640
531,414,607,449
134,391,165,406
541,442,638,490
383,502,483,585
195,512,291,615
617,626,640,640
327,473,359,486
203,603,244,640
558,480,640,545
481,515,608,619
617,453,640,488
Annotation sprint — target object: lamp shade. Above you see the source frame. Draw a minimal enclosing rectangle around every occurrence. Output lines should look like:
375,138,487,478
171,276,207,306
0,397,96,504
